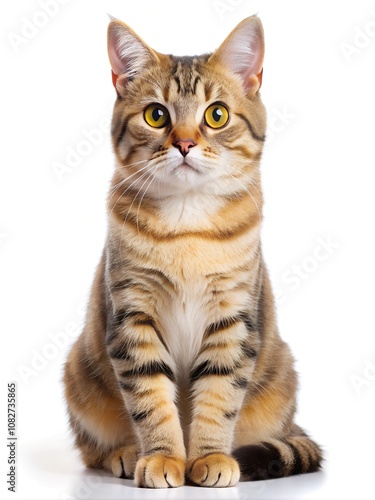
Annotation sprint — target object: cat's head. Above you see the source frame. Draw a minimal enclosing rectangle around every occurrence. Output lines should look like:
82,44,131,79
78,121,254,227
108,16,266,198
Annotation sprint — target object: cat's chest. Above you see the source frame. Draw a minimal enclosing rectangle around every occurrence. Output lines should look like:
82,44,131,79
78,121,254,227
156,282,209,377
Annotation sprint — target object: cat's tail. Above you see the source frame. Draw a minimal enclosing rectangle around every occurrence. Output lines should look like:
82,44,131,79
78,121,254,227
232,425,323,481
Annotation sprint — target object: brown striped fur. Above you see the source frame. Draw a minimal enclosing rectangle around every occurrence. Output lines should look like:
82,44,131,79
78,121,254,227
64,16,322,488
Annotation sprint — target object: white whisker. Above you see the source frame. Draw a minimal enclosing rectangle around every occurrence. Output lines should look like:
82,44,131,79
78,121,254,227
136,169,158,237
107,164,156,221
119,165,158,254
107,160,152,206
226,173,262,221
108,159,149,193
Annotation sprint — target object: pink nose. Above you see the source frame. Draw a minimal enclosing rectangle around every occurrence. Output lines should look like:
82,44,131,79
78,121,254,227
173,139,196,157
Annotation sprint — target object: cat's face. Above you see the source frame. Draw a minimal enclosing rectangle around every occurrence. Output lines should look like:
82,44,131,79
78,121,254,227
108,17,266,198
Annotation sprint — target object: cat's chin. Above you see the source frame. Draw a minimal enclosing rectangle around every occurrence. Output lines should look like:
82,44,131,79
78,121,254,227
162,158,207,190
173,161,200,176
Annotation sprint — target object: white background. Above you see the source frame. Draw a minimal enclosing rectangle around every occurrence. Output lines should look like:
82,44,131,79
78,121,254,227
1,0,375,499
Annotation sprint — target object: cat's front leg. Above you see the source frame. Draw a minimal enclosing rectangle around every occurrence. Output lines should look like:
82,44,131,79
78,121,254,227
107,310,186,488
187,313,260,487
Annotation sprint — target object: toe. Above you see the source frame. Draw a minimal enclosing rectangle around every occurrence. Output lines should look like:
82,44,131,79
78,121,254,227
110,445,138,479
135,454,185,488
187,453,240,487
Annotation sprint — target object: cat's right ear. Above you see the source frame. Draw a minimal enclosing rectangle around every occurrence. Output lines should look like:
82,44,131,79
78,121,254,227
107,19,159,94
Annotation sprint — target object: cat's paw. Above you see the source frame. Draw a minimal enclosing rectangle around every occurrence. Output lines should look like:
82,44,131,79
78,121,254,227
108,445,138,479
134,454,185,488
187,453,240,487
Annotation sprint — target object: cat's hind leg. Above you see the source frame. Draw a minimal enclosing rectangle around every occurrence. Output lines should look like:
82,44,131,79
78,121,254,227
64,337,139,479
103,445,138,479
69,411,138,478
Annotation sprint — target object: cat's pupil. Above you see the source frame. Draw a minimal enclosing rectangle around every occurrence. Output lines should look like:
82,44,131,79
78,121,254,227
152,108,163,122
213,108,223,122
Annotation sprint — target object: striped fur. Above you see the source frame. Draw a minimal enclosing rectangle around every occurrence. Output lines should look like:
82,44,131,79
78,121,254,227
64,16,322,488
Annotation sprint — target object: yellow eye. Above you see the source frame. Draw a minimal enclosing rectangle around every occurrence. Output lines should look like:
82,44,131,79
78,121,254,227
144,104,170,128
204,103,230,129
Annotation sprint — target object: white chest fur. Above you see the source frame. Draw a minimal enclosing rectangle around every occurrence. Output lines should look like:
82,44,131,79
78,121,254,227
156,281,209,379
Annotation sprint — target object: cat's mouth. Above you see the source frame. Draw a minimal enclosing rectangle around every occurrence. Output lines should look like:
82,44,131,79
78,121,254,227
174,159,200,174
163,156,206,189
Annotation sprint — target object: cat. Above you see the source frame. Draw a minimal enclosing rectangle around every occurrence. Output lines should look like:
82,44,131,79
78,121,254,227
63,15,323,488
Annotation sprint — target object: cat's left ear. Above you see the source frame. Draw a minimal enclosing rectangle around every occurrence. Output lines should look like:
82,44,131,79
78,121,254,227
209,16,264,95
107,19,159,93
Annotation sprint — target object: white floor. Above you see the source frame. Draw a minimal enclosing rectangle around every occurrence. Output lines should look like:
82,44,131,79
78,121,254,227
12,435,372,500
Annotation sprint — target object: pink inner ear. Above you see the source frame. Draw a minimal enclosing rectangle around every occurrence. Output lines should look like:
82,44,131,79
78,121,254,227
108,34,126,76
212,17,264,93
240,36,263,84
112,71,118,87
258,68,263,86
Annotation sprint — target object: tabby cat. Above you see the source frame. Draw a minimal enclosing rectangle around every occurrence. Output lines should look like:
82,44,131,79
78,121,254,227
64,15,322,488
